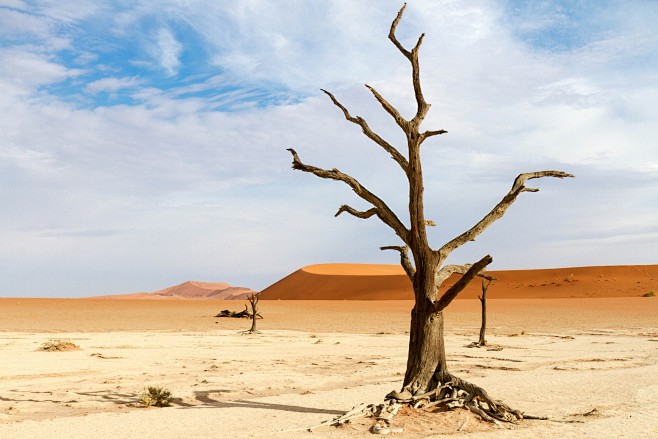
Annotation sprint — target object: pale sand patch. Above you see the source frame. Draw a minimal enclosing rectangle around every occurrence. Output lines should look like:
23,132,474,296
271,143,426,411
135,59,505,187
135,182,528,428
1,299,657,438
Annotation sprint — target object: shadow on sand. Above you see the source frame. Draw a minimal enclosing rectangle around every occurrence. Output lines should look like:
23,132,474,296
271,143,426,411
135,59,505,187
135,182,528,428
2,388,344,416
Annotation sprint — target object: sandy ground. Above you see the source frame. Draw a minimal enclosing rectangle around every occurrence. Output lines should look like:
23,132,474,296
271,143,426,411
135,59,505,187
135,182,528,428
1,298,657,438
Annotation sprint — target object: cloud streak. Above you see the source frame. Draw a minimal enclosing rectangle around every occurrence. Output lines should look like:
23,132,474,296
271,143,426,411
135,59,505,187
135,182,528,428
154,27,182,76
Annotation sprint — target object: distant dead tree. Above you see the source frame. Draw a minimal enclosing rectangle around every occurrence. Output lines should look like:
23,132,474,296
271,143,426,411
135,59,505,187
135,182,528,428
217,294,263,334
288,4,572,424
475,278,493,347
241,293,261,334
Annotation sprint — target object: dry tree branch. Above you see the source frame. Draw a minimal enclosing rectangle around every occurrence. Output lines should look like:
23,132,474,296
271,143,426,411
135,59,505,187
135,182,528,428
365,83,447,146
439,171,574,257
381,245,415,281
435,263,493,289
365,84,407,131
409,37,429,124
435,255,493,311
321,89,408,172
388,3,412,59
335,205,377,219
388,3,430,126
371,4,446,149
287,148,410,243
420,129,448,143
434,264,472,288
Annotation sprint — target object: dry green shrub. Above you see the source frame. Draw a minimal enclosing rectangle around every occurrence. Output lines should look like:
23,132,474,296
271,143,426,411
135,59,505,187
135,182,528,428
39,339,80,352
139,386,172,407
644,290,656,297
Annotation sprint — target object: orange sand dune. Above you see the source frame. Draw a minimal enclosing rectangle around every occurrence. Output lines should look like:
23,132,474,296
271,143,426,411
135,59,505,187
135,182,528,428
260,263,658,300
93,280,254,300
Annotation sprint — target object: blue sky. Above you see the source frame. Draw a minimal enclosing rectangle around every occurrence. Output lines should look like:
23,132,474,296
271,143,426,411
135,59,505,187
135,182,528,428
1,0,657,297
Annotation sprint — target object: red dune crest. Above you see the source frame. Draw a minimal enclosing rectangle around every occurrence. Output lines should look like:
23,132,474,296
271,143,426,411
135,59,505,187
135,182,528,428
260,263,658,300
302,263,406,276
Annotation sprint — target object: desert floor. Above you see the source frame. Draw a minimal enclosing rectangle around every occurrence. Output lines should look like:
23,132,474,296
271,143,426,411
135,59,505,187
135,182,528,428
1,298,657,438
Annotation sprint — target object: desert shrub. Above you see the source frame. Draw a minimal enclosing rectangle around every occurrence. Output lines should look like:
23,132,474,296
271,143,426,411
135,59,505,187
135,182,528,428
644,290,656,297
139,386,172,407
39,339,80,352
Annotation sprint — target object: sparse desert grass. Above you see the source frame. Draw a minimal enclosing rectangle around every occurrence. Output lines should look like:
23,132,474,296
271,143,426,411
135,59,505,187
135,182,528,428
139,386,172,407
38,339,80,352
644,290,656,297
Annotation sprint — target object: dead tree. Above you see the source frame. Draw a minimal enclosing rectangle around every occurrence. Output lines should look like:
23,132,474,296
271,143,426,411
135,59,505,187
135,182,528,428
477,278,492,347
241,293,261,334
288,4,572,423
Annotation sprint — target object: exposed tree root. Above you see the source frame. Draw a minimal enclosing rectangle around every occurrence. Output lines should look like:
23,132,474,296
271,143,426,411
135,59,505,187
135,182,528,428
298,401,404,433
302,375,547,434
385,373,547,425
239,329,262,335
306,402,378,431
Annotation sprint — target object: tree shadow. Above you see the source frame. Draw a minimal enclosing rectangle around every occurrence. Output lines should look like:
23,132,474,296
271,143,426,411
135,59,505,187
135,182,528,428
1,388,343,416
74,389,140,405
0,392,78,405
189,389,344,415
1,389,139,406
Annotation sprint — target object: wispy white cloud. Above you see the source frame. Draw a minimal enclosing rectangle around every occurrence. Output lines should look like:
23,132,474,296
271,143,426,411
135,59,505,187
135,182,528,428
0,49,82,91
84,76,142,94
154,27,182,76
33,0,101,23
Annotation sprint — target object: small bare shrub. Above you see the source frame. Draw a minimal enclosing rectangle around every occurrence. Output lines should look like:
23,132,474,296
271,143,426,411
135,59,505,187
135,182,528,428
139,386,172,407
39,340,80,352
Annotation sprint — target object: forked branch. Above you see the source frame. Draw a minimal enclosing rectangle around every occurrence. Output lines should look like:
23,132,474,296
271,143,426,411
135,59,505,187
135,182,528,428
433,263,493,301
435,255,493,311
440,171,574,257
288,148,410,243
434,264,471,289
389,3,430,124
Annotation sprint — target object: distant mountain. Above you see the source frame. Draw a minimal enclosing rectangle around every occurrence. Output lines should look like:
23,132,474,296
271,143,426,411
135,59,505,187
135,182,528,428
93,281,255,300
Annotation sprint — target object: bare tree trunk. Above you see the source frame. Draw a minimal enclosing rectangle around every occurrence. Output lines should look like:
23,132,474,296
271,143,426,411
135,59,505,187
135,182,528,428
398,260,448,396
478,279,491,346
467,278,492,347
393,256,491,400
403,301,448,394
248,294,258,333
